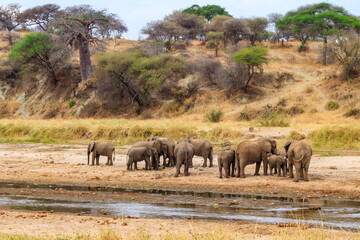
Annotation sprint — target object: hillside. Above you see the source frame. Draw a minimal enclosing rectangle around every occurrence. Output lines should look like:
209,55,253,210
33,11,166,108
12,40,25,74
0,32,359,125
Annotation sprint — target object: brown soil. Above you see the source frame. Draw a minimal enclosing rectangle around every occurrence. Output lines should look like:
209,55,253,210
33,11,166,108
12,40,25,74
0,143,359,200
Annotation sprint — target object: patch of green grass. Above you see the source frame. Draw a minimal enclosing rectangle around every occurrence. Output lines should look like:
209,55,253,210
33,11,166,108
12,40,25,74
205,108,224,123
326,101,339,111
258,112,289,127
344,108,360,118
286,131,305,141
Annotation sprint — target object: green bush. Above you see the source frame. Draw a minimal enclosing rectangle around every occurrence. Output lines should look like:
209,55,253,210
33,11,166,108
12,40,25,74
286,106,304,116
238,112,251,121
258,112,289,127
298,44,309,52
205,109,224,122
287,130,305,141
344,108,360,117
326,101,339,111
68,100,76,108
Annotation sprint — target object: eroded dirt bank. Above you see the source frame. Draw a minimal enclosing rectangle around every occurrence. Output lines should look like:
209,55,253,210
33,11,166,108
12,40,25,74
0,144,359,199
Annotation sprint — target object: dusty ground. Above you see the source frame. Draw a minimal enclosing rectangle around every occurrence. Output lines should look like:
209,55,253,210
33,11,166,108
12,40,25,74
0,209,358,239
0,143,359,200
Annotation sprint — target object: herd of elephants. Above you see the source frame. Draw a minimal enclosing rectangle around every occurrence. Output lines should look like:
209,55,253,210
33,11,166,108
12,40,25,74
87,136,313,182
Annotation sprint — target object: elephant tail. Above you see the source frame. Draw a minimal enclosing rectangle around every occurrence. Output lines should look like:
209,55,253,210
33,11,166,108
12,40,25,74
113,148,115,162
293,149,305,162
184,150,188,166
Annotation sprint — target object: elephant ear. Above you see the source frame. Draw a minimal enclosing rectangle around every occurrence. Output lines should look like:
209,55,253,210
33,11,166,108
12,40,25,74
259,139,272,153
89,142,95,152
162,144,168,155
146,147,153,156
284,141,292,152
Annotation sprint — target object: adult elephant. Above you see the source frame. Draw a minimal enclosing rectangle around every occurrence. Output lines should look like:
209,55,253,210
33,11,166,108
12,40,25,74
148,137,176,167
132,139,164,170
284,140,312,182
235,137,277,178
185,138,213,167
126,146,158,170
87,142,115,165
174,140,195,177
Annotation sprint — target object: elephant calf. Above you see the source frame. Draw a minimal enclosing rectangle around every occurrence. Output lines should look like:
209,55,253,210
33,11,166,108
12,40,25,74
126,146,158,171
174,140,195,177
267,153,287,177
218,150,235,178
87,142,115,166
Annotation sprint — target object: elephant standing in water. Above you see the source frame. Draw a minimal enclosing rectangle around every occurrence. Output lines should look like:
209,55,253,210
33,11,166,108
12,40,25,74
173,140,195,177
284,140,312,182
235,137,277,178
185,138,213,167
87,142,115,165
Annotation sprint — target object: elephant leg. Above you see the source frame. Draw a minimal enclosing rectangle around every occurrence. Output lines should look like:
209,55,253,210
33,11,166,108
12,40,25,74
277,163,281,177
134,162,138,170
270,166,273,176
91,153,95,166
240,161,246,178
254,162,260,175
190,158,193,168
289,163,294,178
300,167,305,180
225,163,231,178
202,156,207,167
274,167,277,175
304,165,309,181
293,162,301,182
219,163,223,179
184,162,189,176
96,155,100,165
231,161,235,177
209,155,213,167
174,164,181,177
105,156,110,165
282,165,286,177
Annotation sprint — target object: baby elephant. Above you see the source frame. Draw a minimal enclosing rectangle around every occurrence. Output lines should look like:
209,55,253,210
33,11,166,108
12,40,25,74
127,146,158,170
87,142,115,166
267,153,287,177
218,150,235,178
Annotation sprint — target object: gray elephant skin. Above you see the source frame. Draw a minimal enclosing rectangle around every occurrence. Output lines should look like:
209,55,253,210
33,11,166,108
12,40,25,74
218,149,235,178
127,146,158,170
174,140,195,177
185,138,213,167
235,137,277,178
133,139,163,169
87,142,115,166
267,153,287,177
284,140,312,182
148,137,176,167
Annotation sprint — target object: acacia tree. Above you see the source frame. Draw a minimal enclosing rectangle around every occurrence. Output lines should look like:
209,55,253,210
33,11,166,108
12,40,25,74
183,4,231,21
22,4,60,32
223,18,248,45
57,5,127,81
245,18,269,46
0,4,24,46
233,47,268,93
8,32,70,84
206,31,224,57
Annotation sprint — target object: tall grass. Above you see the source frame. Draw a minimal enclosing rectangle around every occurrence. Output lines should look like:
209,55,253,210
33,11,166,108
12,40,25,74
0,119,243,145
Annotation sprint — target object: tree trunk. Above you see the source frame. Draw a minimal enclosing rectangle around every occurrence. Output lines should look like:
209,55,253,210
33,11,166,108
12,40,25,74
215,47,218,57
322,37,327,66
243,66,254,93
79,38,92,81
6,30,13,46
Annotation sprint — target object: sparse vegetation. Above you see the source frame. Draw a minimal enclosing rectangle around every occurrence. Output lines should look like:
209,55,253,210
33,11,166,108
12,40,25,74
287,131,305,141
258,112,289,127
205,108,224,122
326,101,340,111
238,112,251,121
344,108,360,118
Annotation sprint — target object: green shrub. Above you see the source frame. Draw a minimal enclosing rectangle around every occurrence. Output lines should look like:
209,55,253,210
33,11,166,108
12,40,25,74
205,109,224,122
298,43,309,52
69,99,76,108
258,112,289,127
344,108,360,117
286,106,304,116
326,101,339,111
287,131,305,141
238,112,251,121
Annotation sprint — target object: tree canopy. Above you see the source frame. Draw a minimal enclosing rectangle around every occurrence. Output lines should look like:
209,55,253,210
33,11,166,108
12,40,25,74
183,4,231,21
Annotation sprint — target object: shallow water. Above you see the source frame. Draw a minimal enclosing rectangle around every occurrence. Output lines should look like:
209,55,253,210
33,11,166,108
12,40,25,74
0,181,359,230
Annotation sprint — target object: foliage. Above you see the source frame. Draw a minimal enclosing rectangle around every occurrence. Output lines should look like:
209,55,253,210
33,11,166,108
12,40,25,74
344,108,360,118
22,4,60,32
206,15,232,32
233,47,268,92
205,108,224,122
223,18,248,45
183,4,232,21
238,112,251,121
245,18,268,46
287,131,305,141
8,32,69,84
0,4,25,46
206,31,224,56
259,112,289,127
95,49,187,107
326,101,339,111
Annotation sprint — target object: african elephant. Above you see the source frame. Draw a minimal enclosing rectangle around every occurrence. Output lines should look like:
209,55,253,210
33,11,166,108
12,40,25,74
87,142,115,166
185,138,213,167
133,139,164,169
218,149,235,178
148,137,176,167
267,153,287,177
126,147,159,170
235,137,277,178
284,140,312,182
173,140,195,177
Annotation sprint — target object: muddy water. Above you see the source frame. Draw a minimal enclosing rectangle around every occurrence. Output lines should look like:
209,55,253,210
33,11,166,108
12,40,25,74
0,182,359,230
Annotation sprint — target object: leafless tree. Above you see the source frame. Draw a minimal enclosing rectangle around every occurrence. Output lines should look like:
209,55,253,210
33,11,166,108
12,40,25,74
22,4,60,32
0,4,25,46
245,18,268,46
167,12,205,43
223,18,249,45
